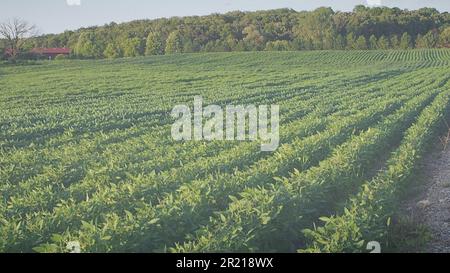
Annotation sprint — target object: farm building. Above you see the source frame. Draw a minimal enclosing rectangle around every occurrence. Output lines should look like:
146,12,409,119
30,48,71,59
3,47,71,60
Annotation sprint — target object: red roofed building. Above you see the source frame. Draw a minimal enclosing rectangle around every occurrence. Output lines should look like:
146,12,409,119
30,48,71,59
3,47,72,60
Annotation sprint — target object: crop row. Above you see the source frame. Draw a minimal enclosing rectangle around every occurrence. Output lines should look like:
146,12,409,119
174,84,443,252
300,87,450,253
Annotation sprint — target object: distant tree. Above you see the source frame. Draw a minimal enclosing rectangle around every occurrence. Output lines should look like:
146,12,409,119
423,31,439,48
334,34,346,50
353,4,369,13
242,25,265,51
399,32,412,49
103,43,121,59
165,30,183,54
46,35,61,48
439,27,450,47
346,33,356,49
293,7,335,50
122,37,142,57
186,39,201,53
390,35,400,49
18,6,450,59
224,35,237,51
291,38,304,50
415,34,425,48
0,18,37,59
75,32,102,58
297,37,314,50
377,35,390,50
369,35,378,49
182,39,196,53
145,32,164,55
355,36,368,50
265,40,292,51
234,40,246,51
202,40,225,52
420,31,439,48
322,31,335,50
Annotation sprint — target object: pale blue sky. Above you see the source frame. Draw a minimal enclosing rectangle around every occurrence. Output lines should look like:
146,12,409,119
1,0,449,34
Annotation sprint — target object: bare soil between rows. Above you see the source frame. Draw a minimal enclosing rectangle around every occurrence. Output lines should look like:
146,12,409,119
402,138,450,253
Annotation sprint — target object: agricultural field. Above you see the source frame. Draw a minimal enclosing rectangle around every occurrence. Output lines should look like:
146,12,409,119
1,49,450,253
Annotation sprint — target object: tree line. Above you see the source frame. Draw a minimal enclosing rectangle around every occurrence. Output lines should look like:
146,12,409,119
3,6,450,59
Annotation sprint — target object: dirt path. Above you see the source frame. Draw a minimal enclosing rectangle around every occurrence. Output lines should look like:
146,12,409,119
403,143,450,252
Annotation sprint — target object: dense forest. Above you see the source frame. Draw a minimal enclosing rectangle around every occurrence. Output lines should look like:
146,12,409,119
4,5,450,59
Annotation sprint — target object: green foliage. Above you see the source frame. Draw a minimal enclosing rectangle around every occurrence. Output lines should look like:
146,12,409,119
377,35,390,50
243,25,265,51
334,34,346,50
400,33,412,49
165,30,183,54
346,33,356,49
415,34,424,48
293,7,335,50
54,54,67,60
122,38,143,57
301,89,450,253
265,40,292,51
425,31,439,48
416,31,439,48
390,35,400,49
0,50,450,252
175,79,445,252
369,35,378,50
355,36,368,50
145,32,164,56
103,43,121,59
202,40,227,52
75,32,102,58
439,27,450,47
22,7,450,59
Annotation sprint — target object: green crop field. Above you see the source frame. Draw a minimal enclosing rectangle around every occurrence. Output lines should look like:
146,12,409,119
1,49,450,253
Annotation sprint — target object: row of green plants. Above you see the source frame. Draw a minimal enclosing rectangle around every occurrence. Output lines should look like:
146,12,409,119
2,65,390,216
0,69,409,252
174,83,443,252
300,86,450,253
1,50,450,252
24,71,438,252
